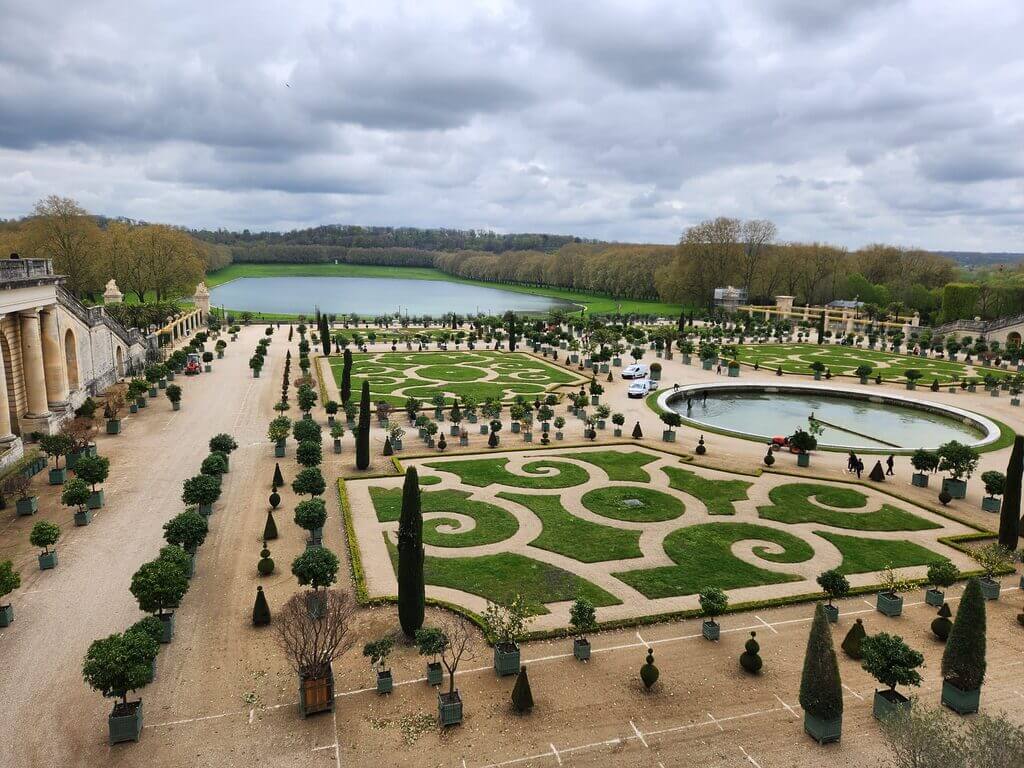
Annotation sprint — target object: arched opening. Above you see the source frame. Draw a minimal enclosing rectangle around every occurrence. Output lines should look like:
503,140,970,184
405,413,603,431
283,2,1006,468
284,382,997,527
1,334,20,435
115,346,124,378
64,329,80,391
1007,331,1021,349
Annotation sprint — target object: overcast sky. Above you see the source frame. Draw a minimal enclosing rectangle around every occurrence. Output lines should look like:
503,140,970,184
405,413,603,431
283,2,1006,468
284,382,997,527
1,0,1022,249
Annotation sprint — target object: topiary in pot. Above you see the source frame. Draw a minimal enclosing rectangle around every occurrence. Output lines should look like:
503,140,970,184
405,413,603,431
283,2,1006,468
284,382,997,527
640,648,659,690
740,631,762,674
252,586,271,626
932,603,953,641
511,665,534,713
258,542,275,576
842,618,867,660
940,577,986,713
799,603,843,743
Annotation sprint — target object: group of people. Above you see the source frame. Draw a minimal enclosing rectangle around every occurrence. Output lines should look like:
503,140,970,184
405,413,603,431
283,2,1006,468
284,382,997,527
847,451,895,479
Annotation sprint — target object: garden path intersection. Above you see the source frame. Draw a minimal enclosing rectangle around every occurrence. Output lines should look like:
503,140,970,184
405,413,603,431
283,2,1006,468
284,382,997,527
0,326,1022,767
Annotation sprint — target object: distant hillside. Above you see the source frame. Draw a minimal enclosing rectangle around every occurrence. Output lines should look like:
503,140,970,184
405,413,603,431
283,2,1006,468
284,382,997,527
935,250,1024,268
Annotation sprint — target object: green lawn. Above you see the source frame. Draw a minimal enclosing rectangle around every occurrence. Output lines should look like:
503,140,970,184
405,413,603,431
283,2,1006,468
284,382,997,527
206,262,684,316
334,350,581,407
663,466,751,515
369,487,519,547
500,492,643,563
735,343,1001,383
613,522,814,599
385,537,621,616
554,450,658,482
757,483,940,532
425,457,590,488
816,530,949,574
581,486,685,523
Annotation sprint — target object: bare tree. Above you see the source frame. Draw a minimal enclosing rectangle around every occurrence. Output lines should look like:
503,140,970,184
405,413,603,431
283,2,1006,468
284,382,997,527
739,219,776,295
275,589,355,680
437,613,476,695
880,705,1024,768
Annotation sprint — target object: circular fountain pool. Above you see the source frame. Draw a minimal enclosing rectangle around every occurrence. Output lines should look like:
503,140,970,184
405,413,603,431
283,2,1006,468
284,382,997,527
657,383,999,451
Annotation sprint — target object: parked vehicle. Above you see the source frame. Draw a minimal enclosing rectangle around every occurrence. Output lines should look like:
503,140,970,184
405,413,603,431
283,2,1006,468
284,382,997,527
621,364,650,379
627,379,658,398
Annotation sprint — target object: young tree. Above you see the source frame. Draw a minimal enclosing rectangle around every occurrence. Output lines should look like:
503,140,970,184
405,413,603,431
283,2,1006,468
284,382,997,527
208,433,238,456
30,520,60,554
861,632,924,699
73,454,110,493
130,557,189,616
355,380,371,470
294,498,328,541
437,613,474,696
275,589,354,681
82,630,158,711
61,477,91,516
39,433,73,470
291,547,339,591
799,603,843,727
397,467,425,637
162,510,209,553
200,452,229,477
291,467,326,497
296,439,323,469
817,569,850,606
181,474,221,509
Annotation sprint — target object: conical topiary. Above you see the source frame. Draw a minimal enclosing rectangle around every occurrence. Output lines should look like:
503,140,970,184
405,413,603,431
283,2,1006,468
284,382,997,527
869,461,885,482
740,631,762,673
488,430,499,448
272,463,284,489
841,618,866,659
632,422,643,439
799,603,843,724
258,542,275,576
252,586,270,626
263,510,278,540
511,665,534,713
383,437,393,456
640,648,659,689
269,486,280,510
932,602,953,641
941,578,986,693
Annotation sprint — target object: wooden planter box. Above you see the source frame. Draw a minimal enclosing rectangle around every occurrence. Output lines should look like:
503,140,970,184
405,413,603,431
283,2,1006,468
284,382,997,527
925,588,944,607
823,604,839,623
979,577,1000,600
876,592,903,617
108,700,143,745
38,550,58,570
438,690,463,726
941,680,980,715
426,662,444,686
803,711,841,744
376,670,393,694
911,473,929,488
873,689,911,721
702,620,720,640
299,670,335,717
573,637,591,661
493,643,520,676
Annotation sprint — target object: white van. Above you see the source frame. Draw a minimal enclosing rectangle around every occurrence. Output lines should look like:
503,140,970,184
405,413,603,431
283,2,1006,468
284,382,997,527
621,363,650,379
627,379,658,398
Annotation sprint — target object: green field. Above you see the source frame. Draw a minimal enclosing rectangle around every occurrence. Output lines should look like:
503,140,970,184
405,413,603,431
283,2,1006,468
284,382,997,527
204,262,683,316
735,343,995,383
334,350,583,407
353,448,970,622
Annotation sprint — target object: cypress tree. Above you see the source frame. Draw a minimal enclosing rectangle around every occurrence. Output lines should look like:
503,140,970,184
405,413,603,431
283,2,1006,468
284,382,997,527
677,311,686,334
817,311,825,345
252,586,271,626
356,380,371,470
999,435,1022,549
941,578,986,693
511,665,534,712
320,316,330,355
272,463,284,489
397,467,425,637
799,603,843,722
341,348,353,405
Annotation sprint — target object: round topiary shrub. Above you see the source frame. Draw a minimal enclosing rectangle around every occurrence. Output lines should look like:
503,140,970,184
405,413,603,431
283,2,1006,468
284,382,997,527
932,602,953,641
740,631,762,673
938,489,952,506
640,648,659,689
841,617,866,659
258,543,275,576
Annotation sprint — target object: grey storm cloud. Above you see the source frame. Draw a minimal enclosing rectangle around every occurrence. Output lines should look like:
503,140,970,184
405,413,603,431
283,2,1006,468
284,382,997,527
0,0,1022,250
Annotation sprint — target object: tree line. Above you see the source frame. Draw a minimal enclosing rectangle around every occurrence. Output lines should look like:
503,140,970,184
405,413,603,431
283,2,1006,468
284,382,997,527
0,196,229,300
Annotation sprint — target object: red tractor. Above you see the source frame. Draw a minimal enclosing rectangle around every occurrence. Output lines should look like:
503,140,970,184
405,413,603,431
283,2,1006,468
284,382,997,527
185,353,201,376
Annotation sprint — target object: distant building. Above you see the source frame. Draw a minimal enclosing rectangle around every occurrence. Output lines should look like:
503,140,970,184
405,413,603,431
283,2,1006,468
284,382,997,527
713,286,747,312
826,299,865,310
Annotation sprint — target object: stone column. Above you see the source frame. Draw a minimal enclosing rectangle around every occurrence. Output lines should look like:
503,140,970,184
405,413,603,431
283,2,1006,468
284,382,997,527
40,307,69,408
0,329,15,444
20,310,51,418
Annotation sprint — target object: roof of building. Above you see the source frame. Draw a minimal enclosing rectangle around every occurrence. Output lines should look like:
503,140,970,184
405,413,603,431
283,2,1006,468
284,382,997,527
826,299,865,309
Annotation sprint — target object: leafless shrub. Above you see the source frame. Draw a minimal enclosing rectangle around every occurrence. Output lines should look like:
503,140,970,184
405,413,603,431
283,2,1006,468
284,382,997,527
274,589,355,679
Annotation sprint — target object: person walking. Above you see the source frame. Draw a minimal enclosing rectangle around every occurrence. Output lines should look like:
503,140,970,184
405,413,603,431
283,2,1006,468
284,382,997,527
855,458,864,479
847,451,857,473
702,391,708,405
716,363,722,375
886,454,895,476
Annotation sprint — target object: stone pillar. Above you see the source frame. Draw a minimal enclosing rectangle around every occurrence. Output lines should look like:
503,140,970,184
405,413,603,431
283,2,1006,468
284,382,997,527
20,310,51,418
40,307,69,409
193,282,210,321
0,330,15,445
103,279,123,305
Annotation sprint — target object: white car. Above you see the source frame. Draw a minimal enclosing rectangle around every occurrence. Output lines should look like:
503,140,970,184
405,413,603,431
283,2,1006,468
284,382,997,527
621,364,650,379
627,379,658,398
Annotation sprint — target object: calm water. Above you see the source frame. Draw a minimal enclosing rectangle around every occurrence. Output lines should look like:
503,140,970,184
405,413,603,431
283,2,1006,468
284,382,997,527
209,276,580,316
671,391,984,449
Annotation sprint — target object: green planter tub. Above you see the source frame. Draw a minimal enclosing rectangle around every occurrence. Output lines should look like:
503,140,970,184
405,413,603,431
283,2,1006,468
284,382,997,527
493,643,520,676
108,700,143,745
823,604,839,623
941,680,980,715
981,496,1001,513
662,430,676,442
876,592,903,617
376,670,393,694
979,577,1000,600
426,661,444,686
49,467,67,485
924,588,944,607
872,689,911,720
38,549,58,570
159,613,175,643
438,691,463,726
275,439,286,458
702,619,720,640
803,711,841,744
573,637,591,661
106,419,121,435
796,453,810,468
0,604,12,627
88,490,105,509
16,496,38,516
74,509,93,526
911,473,929,488
199,502,213,516
942,478,967,499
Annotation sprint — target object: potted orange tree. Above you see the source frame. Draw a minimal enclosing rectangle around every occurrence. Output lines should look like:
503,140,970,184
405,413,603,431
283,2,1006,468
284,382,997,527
30,521,60,570
82,628,158,744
